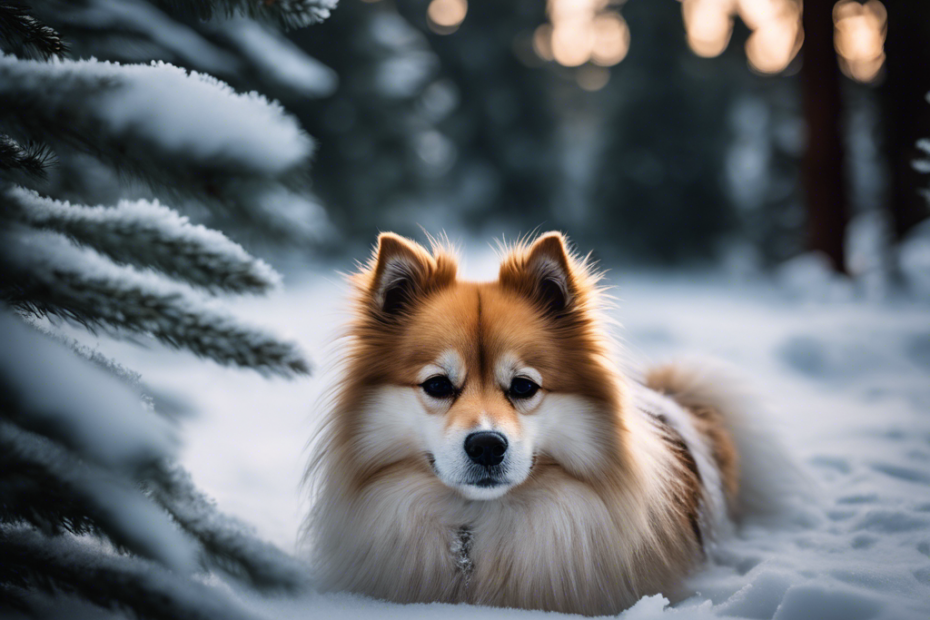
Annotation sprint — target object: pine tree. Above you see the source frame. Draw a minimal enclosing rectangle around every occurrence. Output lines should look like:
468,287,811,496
0,1,332,616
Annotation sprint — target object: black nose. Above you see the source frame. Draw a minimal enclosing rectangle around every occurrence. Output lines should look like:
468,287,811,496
464,432,508,467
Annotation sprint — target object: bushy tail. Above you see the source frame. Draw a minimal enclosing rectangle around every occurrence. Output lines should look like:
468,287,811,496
645,357,809,521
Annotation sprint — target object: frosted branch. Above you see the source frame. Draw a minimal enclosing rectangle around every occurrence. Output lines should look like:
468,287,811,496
0,3,66,59
0,309,177,472
0,56,314,200
155,0,339,30
0,229,310,376
151,464,309,591
0,423,196,572
0,527,260,620
0,136,54,180
4,186,281,295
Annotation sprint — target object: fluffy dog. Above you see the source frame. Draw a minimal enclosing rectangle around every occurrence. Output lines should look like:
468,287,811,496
303,231,755,615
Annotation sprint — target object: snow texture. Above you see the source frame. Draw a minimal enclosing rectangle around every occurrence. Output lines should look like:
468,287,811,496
0,55,313,182
5,186,281,294
0,227,309,376
89,258,930,620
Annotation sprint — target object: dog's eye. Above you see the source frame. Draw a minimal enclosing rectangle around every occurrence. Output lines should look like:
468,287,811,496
421,376,456,399
509,377,539,399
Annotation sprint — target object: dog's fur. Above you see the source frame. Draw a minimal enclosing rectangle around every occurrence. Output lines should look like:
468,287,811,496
302,232,749,615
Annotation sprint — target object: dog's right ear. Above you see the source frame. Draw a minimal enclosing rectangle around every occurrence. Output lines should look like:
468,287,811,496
364,232,456,318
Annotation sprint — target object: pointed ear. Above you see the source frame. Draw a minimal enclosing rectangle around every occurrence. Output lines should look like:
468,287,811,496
366,233,455,317
499,232,580,317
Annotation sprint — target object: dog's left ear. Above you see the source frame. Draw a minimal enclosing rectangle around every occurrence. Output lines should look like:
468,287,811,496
499,232,585,317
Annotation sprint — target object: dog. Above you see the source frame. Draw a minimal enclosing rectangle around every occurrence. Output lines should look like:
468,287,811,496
303,231,756,615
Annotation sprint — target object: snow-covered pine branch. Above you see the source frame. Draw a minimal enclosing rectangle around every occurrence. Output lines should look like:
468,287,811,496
0,56,314,207
155,0,339,30
150,464,309,591
0,136,54,180
1,1,329,614
0,527,260,620
0,3,67,59
0,310,176,472
28,0,240,76
214,17,338,98
4,186,281,295
0,229,310,376
0,423,197,572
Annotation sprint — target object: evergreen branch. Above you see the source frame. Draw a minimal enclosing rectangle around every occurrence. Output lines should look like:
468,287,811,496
211,17,338,99
155,0,339,30
150,464,309,592
15,316,159,414
0,422,197,572
3,186,282,295
0,56,315,204
0,229,311,376
0,136,55,181
0,308,177,472
28,0,240,76
0,527,260,620
0,3,67,59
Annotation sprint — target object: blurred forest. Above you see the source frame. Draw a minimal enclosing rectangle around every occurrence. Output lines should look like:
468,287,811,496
11,0,929,281
291,0,928,285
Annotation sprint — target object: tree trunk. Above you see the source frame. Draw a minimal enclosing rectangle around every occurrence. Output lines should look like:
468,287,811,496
801,0,850,274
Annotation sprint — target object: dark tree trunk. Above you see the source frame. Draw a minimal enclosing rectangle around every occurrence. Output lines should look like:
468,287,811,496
881,0,930,248
801,0,850,274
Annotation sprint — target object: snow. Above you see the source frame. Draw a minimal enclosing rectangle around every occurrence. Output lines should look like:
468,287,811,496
0,422,197,572
1,227,308,376
75,255,930,619
51,0,238,75
6,186,281,294
0,309,176,472
0,55,313,178
99,61,311,176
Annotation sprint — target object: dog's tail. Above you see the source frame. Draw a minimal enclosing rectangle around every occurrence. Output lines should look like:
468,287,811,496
645,358,808,522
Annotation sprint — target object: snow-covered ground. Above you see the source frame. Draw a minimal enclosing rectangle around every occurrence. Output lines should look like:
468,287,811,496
94,254,930,620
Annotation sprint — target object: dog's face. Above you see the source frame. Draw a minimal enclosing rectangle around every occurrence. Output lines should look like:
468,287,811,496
344,232,623,501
